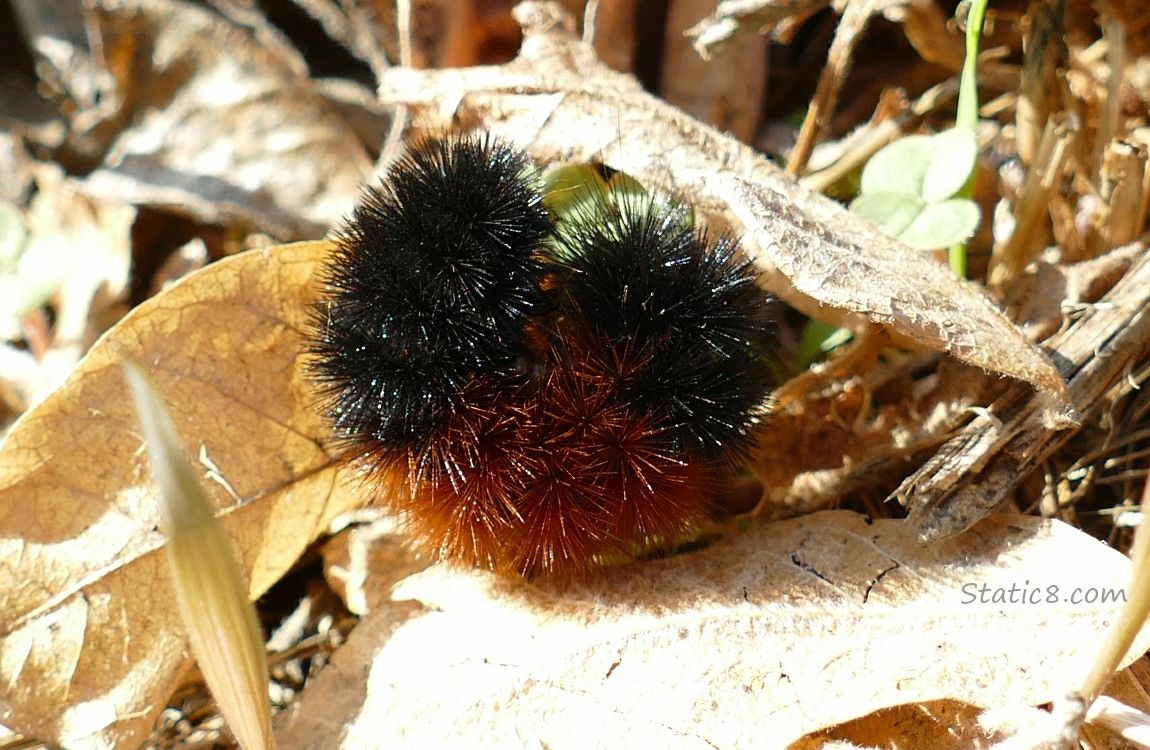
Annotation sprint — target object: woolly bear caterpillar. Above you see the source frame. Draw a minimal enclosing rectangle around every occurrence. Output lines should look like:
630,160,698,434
310,133,772,577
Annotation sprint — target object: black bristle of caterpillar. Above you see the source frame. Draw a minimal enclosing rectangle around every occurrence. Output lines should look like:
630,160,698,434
545,192,774,462
310,134,553,452
308,131,776,578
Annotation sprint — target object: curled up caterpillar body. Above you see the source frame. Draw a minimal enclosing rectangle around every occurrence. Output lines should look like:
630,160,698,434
310,133,774,578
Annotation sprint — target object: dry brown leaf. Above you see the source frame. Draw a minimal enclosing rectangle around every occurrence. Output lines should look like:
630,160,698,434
751,351,998,521
378,2,1069,404
717,176,1072,404
10,0,373,238
0,240,356,748
788,699,988,749
1005,239,1145,342
276,511,1147,750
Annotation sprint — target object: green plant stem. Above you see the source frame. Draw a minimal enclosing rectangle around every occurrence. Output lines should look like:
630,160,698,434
948,0,989,277
956,0,988,133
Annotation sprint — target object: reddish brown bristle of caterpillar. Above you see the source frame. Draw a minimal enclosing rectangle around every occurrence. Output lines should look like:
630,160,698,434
407,333,712,578
310,132,773,578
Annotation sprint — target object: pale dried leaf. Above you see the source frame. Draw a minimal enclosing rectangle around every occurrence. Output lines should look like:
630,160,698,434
719,176,1067,400
684,0,831,59
0,241,356,748
276,511,1148,750
1086,695,1150,747
18,164,134,403
377,6,1069,403
0,135,36,204
1081,662,1150,749
11,0,373,238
